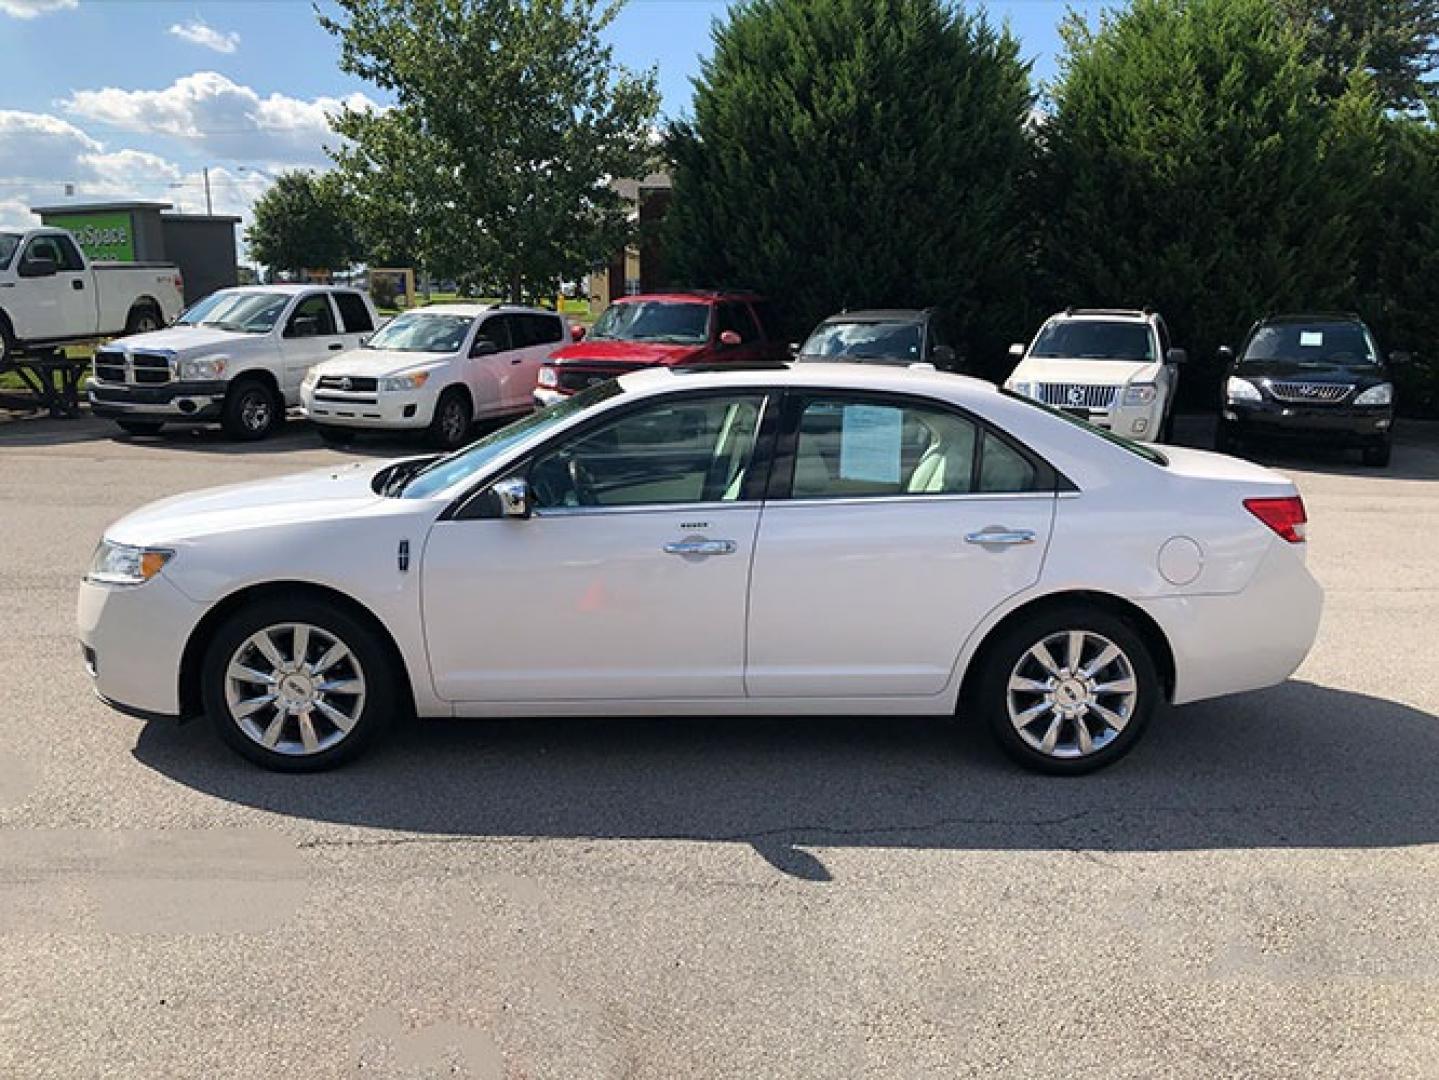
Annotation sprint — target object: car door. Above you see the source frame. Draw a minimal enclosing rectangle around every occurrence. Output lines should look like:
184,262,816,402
509,313,565,411
279,293,346,400
745,391,1057,698
10,235,83,341
420,390,775,702
465,313,514,418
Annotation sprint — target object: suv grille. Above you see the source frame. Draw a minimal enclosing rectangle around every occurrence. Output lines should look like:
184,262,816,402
558,367,626,393
131,352,173,385
91,349,173,385
317,375,378,392
93,349,127,383
1037,383,1119,410
1268,381,1353,404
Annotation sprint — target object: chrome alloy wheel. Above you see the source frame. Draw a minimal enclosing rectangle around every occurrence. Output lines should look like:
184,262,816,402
224,623,367,756
439,398,467,443
239,389,272,433
1005,630,1138,759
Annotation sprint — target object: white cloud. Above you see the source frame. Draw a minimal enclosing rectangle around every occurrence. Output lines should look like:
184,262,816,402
0,0,76,19
62,71,379,169
169,19,240,55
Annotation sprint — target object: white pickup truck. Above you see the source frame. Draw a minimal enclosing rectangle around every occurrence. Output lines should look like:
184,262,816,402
88,284,380,440
0,227,184,365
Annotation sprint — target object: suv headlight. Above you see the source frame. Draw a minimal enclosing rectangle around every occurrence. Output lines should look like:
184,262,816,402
177,355,226,381
1353,382,1393,406
1123,383,1157,406
1226,377,1263,403
379,372,430,391
537,366,559,389
86,540,173,586
302,368,322,390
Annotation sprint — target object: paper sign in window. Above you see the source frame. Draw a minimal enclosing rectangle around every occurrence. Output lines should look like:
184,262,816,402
839,405,902,484
1299,331,1324,347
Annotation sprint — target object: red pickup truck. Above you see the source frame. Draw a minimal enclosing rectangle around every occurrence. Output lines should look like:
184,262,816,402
534,290,787,405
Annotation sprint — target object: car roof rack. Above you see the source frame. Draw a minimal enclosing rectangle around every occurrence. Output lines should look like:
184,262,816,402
1063,307,1152,318
1260,311,1364,323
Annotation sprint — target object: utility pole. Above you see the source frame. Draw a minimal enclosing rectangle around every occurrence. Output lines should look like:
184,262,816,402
203,167,214,216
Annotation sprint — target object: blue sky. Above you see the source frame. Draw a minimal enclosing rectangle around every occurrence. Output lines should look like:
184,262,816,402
0,0,1099,231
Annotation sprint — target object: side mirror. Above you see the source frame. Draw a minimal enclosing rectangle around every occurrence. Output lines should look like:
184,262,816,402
19,255,58,279
1217,345,1235,364
931,344,957,369
718,330,742,347
1167,347,1188,365
569,323,587,343
485,477,532,519
289,315,320,338
1008,343,1025,359
1389,351,1412,367
471,338,500,358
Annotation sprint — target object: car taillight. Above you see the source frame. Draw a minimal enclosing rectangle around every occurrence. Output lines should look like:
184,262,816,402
1244,496,1307,543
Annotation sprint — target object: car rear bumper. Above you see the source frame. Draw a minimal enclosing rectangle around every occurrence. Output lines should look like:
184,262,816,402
88,379,227,420
1223,402,1392,442
77,573,206,717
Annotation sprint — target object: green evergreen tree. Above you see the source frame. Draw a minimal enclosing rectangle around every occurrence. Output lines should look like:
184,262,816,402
1280,0,1439,110
664,0,1034,364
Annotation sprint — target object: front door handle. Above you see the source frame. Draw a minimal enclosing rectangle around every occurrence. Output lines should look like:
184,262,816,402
72,279,85,290
663,539,737,556
328,343,343,351
965,528,1036,546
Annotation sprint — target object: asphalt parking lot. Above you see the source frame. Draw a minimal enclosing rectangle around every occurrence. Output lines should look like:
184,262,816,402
3,413,1439,1079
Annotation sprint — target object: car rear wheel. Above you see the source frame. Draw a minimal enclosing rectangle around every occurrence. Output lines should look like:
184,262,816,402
201,598,396,771
426,387,473,449
116,419,164,436
222,377,282,440
974,605,1159,775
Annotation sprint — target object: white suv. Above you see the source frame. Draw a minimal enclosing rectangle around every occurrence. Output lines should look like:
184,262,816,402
1004,308,1185,443
301,303,567,449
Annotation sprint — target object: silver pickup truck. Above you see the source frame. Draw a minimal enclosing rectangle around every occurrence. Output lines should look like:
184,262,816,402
0,227,184,365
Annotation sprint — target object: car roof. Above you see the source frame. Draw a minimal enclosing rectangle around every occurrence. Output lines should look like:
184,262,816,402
401,302,559,318
819,308,930,323
617,361,996,401
219,284,363,296
1256,312,1365,325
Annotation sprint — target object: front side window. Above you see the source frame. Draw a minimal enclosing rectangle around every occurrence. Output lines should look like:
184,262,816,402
1029,320,1155,362
287,294,337,337
176,291,290,333
589,300,711,345
0,233,19,270
529,394,767,509
1241,321,1378,368
366,312,472,353
799,320,924,362
474,315,514,353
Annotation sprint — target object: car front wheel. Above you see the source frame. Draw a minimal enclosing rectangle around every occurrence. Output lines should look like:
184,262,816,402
201,598,396,771
222,378,282,440
974,605,1159,775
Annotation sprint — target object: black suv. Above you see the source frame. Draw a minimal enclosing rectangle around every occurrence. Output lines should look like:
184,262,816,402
1216,313,1401,467
795,309,962,371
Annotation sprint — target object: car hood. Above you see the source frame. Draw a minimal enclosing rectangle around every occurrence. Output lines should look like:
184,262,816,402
105,460,399,546
1008,358,1161,385
1233,359,1383,382
310,348,453,378
107,325,263,356
549,340,704,366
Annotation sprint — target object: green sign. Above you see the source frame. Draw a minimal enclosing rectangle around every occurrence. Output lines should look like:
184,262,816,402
44,210,135,262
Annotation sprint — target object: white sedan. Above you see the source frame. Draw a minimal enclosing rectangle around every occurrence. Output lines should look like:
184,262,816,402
77,364,1322,774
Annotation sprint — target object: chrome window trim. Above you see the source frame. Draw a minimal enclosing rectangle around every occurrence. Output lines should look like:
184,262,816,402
533,500,764,519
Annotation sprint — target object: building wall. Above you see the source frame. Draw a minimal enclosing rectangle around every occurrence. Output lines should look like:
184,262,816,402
161,217,239,303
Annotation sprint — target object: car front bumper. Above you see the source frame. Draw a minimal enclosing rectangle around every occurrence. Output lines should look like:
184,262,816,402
77,572,207,718
302,385,438,429
1223,401,1392,443
533,387,568,408
88,379,228,420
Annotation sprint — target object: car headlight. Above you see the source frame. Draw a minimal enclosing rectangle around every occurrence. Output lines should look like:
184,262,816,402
1353,382,1393,406
537,367,559,389
1123,383,1157,406
302,369,322,390
177,355,226,381
378,372,431,391
1226,377,1263,403
86,540,173,586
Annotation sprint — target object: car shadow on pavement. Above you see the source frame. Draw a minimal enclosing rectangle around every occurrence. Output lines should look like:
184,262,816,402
132,679,1439,880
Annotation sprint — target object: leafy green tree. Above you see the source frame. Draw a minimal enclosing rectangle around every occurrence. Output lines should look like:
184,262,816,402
1038,0,1387,399
1280,0,1439,110
663,0,1034,364
321,0,660,302
245,171,360,276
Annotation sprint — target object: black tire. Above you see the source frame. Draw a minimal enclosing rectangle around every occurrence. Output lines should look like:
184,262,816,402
124,303,163,336
315,424,355,446
1214,421,1240,455
426,386,473,449
0,313,15,366
1158,404,1176,443
115,419,164,436
201,597,397,772
1361,438,1392,468
972,604,1160,776
221,377,282,441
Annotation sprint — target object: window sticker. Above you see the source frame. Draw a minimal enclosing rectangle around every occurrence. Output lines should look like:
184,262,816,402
1300,331,1324,348
839,405,902,484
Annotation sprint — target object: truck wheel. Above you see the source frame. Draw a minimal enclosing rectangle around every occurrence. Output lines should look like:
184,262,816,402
116,419,164,437
426,387,473,449
124,303,162,336
222,377,282,441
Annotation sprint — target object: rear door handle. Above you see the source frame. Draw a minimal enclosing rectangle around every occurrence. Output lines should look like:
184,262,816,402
663,539,737,556
965,529,1036,546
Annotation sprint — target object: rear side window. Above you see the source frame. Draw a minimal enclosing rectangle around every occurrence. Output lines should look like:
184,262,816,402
333,292,374,333
513,313,564,347
791,399,979,498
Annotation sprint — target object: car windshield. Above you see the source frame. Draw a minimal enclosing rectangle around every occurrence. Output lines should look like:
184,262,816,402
1240,321,1378,368
366,312,473,353
1029,320,1155,362
177,291,290,333
1002,389,1168,466
800,320,923,361
398,381,625,499
589,300,710,345
0,233,19,271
